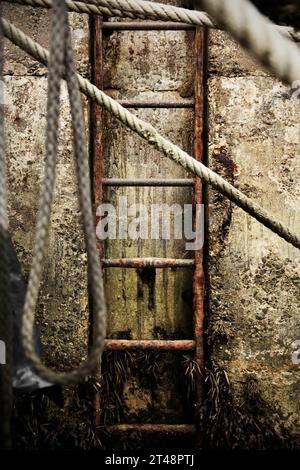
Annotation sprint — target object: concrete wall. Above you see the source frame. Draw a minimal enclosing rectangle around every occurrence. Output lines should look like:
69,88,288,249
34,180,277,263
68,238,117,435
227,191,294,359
3,1,299,449
207,29,300,444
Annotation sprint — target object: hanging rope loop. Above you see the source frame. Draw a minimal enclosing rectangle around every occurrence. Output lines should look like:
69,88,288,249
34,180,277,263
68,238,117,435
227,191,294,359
20,0,106,385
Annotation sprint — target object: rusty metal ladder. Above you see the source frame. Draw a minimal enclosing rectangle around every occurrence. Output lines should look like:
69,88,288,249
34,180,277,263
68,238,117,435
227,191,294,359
90,17,205,446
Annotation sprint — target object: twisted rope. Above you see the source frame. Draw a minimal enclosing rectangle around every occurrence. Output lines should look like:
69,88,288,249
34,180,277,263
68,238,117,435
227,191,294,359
20,0,106,385
0,6,13,450
2,18,299,250
6,0,300,43
199,0,300,84
6,0,216,26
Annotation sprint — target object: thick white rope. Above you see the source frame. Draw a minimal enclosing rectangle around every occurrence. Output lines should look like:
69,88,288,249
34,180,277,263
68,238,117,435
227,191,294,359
6,0,300,43
5,0,216,27
2,17,299,250
20,0,106,386
199,0,300,84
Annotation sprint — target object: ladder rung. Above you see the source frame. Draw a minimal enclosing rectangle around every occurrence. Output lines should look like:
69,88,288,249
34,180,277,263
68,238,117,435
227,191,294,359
102,21,195,31
102,258,195,268
104,340,195,351
102,178,195,187
98,424,196,435
117,99,194,108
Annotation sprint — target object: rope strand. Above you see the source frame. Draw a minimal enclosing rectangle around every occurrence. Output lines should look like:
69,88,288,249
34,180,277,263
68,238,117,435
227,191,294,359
20,0,106,385
199,0,300,84
6,0,300,43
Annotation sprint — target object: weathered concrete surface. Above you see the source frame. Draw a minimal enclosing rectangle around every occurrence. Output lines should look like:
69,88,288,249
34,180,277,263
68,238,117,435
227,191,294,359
6,78,90,369
103,109,194,340
3,4,90,77
207,30,300,441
